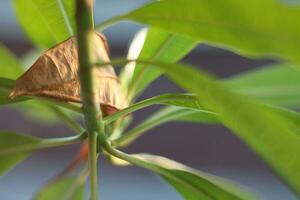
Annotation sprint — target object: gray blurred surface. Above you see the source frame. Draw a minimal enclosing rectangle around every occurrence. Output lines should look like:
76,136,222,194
0,0,298,200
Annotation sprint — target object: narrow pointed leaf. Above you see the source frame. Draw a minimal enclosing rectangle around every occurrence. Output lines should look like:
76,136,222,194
123,0,300,64
106,145,256,200
115,106,217,147
0,132,41,176
136,154,256,200
113,92,300,147
0,132,85,176
13,0,75,48
143,61,300,195
127,27,198,99
223,64,300,108
34,176,85,200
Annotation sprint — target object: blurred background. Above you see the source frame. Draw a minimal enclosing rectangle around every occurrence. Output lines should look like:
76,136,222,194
0,0,298,199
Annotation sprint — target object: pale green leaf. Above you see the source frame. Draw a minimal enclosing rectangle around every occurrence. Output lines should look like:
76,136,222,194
113,92,300,147
223,64,300,108
34,176,85,200
127,27,198,99
105,145,256,200
124,0,300,64
145,61,300,195
0,44,23,79
13,0,75,48
137,154,256,200
120,28,148,92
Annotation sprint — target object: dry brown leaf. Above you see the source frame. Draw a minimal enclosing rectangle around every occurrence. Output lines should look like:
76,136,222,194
9,32,127,116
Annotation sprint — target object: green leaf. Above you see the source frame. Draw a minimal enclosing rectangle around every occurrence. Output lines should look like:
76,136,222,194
123,0,300,64
120,28,148,92
105,145,256,200
13,0,75,48
112,91,300,147
104,93,215,124
0,131,41,176
139,154,256,200
0,77,26,105
0,44,23,79
0,132,85,176
34,176,85,200
223,64,300,108
126,27,198,100
142,61,300,195
114,106,217,147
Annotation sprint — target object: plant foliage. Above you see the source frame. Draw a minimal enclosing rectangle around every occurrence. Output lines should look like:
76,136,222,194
0,0,299,199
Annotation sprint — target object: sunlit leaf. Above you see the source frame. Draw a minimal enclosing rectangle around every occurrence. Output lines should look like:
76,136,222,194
106,145,256,200
137,154,256,200
120,28,148,92
13,0,75,48
0,131,41,176
126,27,198,99
123,0,300,64
224,64,300,108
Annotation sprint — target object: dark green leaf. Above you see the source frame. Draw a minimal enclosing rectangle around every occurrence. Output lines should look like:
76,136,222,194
223,64,300,108
13,0,75,48
34,176,85,200
126,27,198,99
0,131,41,176
124,0,300,64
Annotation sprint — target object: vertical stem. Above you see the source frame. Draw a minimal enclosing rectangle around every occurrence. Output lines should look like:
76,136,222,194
76,0,101,200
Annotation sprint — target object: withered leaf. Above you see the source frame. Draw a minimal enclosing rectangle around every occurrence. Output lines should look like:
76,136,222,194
9,32,127,116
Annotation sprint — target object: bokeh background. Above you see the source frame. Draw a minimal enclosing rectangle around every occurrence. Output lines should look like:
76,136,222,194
0,0,297,199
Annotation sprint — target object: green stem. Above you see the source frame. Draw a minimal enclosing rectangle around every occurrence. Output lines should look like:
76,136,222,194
0,132,86,155
76,0,102,200
113,108,198,147
103,141,169,177
103,93,200,124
